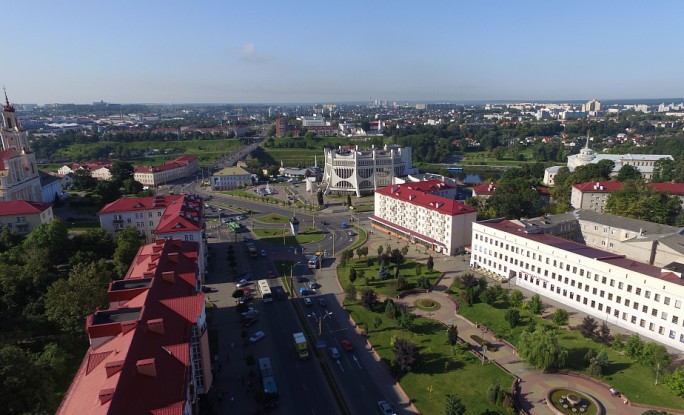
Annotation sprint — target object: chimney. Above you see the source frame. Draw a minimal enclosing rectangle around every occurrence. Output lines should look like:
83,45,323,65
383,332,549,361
99,388,116,405
136,358,157,377
168,252,179,264
105,360,125,378
152,244,163,253
143,271,154,279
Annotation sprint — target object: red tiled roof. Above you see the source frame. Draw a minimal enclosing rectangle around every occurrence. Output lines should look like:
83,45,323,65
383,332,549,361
99,195,182,214
471,183,500,195
134,156,198,173
572,182,623,193
0,200,52,215
376,182,475,216
650,183,684,195
57,239,204,415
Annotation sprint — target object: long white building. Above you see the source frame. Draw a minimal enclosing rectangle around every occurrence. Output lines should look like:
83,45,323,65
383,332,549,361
371,180,477,256
323,145,416,196
471,218,684,351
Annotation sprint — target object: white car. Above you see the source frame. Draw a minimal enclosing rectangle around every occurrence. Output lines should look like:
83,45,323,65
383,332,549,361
249,331,265,343
236,279,250,288
329,347,340,359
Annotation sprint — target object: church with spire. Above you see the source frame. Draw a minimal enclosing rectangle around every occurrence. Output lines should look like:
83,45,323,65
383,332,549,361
543,134,674,186
0,90,43,202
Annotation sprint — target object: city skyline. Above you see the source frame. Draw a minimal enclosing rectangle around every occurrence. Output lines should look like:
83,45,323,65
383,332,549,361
4,0,684,104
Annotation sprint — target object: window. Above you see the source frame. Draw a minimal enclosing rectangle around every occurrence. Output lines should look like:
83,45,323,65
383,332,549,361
591,300,596,308
640,319,646,328
652,309,658,317
649,322,654,331
673,316,679,325
642,305,649,313
618,282,624,290
610,279,615,287
662,312,668,320
602,276,607,284
593,288,598,295
625,299,630,307
670,331,676,339
616,296,621,304
676,300,682,309
681,334,684,343
627,285,633,293
631,316,637,324
608,293,613,301
636,288,642,296
633,302,639,310
664,297,670,305
645,290,651,299
600,290,605,298
614,309,620,317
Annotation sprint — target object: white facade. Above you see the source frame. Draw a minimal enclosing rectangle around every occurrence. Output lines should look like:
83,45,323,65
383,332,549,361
471,219,684,352
210,166,251,190
323,145,415,196
371,181,477,255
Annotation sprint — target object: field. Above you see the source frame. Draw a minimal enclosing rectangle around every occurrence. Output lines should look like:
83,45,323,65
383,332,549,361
346,303,512,415
252,227,326,246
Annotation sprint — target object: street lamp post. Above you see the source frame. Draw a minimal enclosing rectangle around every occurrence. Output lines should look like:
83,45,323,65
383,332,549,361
317,311,333,336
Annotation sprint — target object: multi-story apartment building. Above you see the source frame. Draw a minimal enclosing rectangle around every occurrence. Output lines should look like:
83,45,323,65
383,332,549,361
323,145,416,196
471,218,684,351
210,166,252,190
371,180,477,256
571,181,684,211
58,160,113,180
134,155,199,187
0,200,53,234
99,194,206,281
56,238,212,415
0,93,42,202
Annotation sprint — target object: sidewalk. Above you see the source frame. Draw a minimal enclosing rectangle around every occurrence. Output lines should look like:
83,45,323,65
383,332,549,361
361,230,646,415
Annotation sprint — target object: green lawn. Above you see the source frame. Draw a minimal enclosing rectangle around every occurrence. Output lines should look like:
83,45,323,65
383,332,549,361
450,285,684,409
346,303,512,415
338,256,441,297
253,213,291,224
253,227,326,245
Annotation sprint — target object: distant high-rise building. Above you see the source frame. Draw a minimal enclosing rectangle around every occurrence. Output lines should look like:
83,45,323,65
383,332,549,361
275,116,288,137
0,91,42,202
582,99,602,113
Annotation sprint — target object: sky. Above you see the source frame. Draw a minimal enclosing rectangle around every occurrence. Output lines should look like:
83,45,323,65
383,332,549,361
3,1,684,104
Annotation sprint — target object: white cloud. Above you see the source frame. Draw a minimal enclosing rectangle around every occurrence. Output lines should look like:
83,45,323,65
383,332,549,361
232,43,272,64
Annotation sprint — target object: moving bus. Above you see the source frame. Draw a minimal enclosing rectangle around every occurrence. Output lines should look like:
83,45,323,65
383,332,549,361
257,279,273,303
228,221,241,232
258,357,279,407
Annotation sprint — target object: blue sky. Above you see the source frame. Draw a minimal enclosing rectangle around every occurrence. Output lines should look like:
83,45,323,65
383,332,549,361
3,1,684,104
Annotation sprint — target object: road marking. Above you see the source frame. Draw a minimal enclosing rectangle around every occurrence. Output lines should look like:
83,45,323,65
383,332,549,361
352,355,362,369
336,359,344,372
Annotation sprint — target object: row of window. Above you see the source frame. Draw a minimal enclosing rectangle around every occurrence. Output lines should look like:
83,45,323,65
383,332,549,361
518,272,684,343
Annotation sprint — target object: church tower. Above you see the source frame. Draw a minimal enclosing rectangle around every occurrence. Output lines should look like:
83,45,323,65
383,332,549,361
0,90,42,202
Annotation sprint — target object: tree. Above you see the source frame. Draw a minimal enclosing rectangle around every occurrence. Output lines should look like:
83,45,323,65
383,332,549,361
357,246,369,258
44,260,112,333
345,283,357,302
640,342,671,381
110,160,135,185
22,220,70,265
377,245,384,256
72,168,97,190
378,261,389,280
361,289,378,310
447,324,459,346
400,245,409,256
0,345,55,414
114,227,143,276
597,321,613,344
122,178,144,194
666,366,684,397
385,300,398,319
397,306,415,332
617,164,642,182
518,326,568,372
504,308,521,328
349,267,357,284
444,394,466,415
317,189,324,206
625,334,644,360
426,255,434,271
232,289,244,300
641,411,674,415
509,289,523,308
96,179,122,205
587,349,609,377
529,293,544,314
578,316,599,340
346,194,352,207
389,248,404,265
393,338,420,372
416,276,431,289
552,308,569,326
487,382,500,404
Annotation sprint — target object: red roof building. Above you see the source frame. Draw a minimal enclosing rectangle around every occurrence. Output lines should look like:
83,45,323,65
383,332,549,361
0,200,53,234
56,239,212,415
134,156,199,187
99,194,206,282
571,181,684,212
371,180,477,256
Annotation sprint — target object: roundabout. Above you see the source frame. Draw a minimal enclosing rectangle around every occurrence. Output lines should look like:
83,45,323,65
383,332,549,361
413,298,441,311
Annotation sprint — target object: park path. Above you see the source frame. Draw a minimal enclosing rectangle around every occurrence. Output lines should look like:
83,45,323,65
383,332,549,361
363,233,646,415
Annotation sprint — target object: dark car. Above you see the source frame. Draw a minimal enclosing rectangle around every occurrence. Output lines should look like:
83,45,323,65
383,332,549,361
242,316,258,327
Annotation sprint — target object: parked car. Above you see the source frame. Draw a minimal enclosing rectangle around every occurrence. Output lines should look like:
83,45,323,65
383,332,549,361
317,297,327,307
308,282,320,289
242,317,258,327
236,279,250,288
249,331,265,343
347,230,355,236
260,249,267,257
303,298,313,306
239,294,254,304
341,340,353,352
329,347,340,359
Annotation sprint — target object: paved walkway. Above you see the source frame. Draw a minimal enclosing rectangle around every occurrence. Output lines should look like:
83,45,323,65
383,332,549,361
362,231,647,415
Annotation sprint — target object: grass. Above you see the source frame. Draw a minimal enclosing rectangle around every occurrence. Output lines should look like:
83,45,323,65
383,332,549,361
346,303,511,415
414,299,441,312
253,213,291,224
338,257,441,298
449,284,684,409
252,227,326,245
